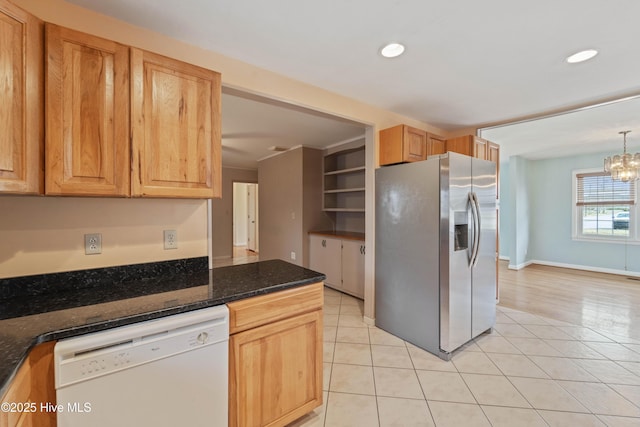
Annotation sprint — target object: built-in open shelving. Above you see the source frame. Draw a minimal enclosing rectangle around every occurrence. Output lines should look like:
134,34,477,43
323,145,365,212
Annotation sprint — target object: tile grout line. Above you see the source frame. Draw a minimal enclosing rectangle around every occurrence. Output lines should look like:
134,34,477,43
404,337,440,427
497,310,640,419
367,326,382,427
321,288,640,426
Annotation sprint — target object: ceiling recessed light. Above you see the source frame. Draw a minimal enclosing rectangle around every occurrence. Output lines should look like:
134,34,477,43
380,43,405,58
566,49,598,64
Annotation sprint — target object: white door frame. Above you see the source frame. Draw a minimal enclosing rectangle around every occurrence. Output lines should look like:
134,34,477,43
247,183,259,252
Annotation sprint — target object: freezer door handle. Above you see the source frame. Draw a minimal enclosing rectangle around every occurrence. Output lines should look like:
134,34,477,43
469,192,481,268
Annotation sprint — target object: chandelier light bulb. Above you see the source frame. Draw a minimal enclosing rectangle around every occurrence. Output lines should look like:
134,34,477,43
604,130,640,182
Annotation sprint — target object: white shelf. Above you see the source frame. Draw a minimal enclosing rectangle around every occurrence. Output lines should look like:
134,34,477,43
323,208,366,213
324,187,365,194
324,166,366,176
323,145,365,212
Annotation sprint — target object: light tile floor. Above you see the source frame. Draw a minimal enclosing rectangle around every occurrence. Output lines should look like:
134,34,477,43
289,287,640,427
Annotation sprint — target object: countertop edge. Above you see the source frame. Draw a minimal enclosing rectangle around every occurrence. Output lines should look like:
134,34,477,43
0,271,324,400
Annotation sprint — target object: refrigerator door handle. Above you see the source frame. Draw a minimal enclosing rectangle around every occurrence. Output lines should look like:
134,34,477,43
470,192,481,267
466,192,475,267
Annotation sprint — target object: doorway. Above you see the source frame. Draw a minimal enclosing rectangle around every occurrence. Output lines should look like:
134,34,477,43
233,182,259,262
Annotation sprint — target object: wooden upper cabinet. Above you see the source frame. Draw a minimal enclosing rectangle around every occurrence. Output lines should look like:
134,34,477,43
474,137,487,160
487,141,500,164
45,24,130,196
445,135,498,161
426,133,446,157
446,135,481,158
379,124,426,166
131,48,222,198
0,1,43,195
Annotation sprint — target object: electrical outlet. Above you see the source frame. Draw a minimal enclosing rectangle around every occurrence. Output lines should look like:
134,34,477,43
290,251,296,261
84,233,102,255
164,230,178,250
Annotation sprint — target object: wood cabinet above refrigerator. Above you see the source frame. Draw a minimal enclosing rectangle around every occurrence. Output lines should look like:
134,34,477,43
379,124,427,165
379,125,447,166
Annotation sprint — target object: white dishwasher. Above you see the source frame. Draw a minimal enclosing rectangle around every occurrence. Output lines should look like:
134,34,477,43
54,305,229,427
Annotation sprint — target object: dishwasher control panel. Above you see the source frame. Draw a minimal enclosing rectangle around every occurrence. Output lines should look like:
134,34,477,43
55,305,229,389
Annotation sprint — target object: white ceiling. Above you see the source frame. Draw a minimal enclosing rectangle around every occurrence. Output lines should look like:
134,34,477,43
481,95,640,160
221,90,365,169
66,0,640,166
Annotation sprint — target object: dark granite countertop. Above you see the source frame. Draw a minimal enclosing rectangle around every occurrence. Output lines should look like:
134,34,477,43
0,258,325,398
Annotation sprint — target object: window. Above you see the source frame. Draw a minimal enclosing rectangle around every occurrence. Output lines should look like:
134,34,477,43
574,171,638,241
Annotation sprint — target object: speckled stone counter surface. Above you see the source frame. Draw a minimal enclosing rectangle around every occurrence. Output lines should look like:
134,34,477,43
0,258,324,398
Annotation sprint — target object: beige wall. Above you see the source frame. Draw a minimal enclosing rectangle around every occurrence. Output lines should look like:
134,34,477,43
258,149,304,264
0,197,207,278
211,167,258,259
301,148,334,267
258,147,332,266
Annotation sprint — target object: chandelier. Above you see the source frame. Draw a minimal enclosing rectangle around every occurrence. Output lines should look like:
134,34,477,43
604,131,640,182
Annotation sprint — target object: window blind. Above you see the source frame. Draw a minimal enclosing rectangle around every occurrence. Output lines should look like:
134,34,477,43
576,172,636,206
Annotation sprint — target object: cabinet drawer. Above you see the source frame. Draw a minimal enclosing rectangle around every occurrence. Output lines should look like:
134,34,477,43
227,282,323,334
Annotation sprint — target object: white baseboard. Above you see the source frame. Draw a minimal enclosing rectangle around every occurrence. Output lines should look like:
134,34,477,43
501,256,640,278
363,316,375,326
508,260,534,270
530,259,640,278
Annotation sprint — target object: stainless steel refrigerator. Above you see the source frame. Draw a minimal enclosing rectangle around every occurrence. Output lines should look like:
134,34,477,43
375,152,496,360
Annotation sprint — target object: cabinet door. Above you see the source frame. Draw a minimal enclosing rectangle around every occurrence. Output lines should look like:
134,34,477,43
403,125,427,162
474,137,488,160
427,133,446,156
0,342,55,427
229,310,323,427
487,141,500,192
0,358,30,427
445,135,473,157
487,141,499,164
341,240,365,299
45,25,130,196
131,48,221,198
309,235,341,289
0,1,43,194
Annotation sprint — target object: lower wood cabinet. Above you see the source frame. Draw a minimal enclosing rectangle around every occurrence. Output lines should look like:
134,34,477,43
0,342,56,427
227,283,323,427
309,234,364,299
